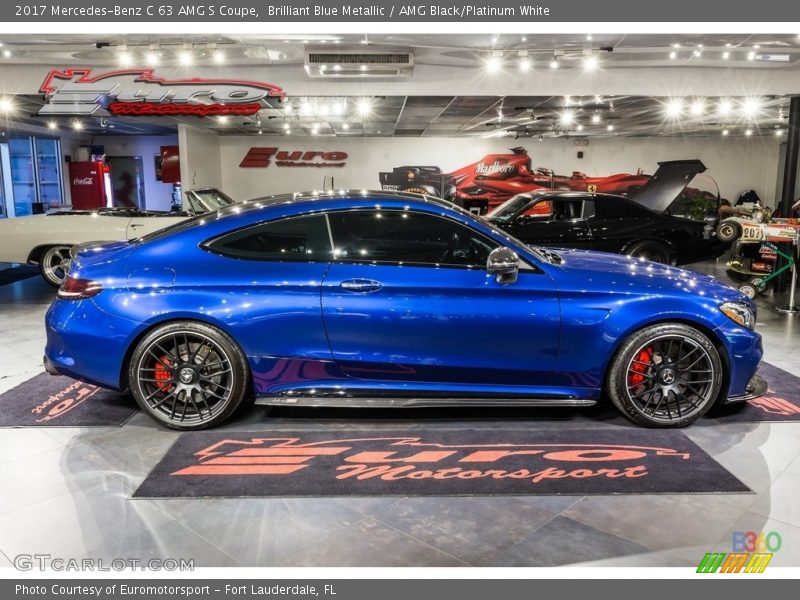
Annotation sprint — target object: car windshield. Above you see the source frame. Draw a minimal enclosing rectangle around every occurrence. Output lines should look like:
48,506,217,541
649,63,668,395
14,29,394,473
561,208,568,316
486,195,538,223
186,189,236,213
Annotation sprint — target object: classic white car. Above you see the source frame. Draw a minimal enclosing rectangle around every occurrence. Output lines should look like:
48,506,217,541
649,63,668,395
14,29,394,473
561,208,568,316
0,188,236,286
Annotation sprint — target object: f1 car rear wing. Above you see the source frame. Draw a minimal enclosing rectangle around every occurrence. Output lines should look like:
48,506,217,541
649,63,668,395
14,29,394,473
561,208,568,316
629,159,710,213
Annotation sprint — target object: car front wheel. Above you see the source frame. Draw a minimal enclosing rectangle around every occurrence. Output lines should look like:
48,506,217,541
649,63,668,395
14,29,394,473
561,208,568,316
128,321,250,430
39,245,72,287
607,323,723,427
624,241,671,264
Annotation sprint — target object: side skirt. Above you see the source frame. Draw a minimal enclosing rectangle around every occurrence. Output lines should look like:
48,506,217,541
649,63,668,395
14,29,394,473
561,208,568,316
255,395,597,409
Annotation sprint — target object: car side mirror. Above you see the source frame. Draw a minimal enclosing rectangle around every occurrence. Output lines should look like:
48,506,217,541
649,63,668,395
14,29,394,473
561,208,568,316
487,247,520,284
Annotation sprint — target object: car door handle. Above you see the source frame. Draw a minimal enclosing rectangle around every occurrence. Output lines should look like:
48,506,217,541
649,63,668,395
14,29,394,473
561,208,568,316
339,279,383,293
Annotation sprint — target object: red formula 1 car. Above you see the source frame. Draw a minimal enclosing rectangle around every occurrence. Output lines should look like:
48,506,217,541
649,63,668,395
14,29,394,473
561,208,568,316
379,147,652,214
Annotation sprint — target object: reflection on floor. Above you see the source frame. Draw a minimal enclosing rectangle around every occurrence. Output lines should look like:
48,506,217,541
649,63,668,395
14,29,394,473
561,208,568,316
0,258,798,568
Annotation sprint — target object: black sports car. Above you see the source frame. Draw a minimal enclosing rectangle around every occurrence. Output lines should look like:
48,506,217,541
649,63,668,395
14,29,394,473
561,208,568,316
486,160,727,266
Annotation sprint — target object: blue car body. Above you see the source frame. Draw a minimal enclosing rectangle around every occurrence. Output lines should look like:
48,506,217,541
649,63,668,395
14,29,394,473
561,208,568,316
45,192,762,409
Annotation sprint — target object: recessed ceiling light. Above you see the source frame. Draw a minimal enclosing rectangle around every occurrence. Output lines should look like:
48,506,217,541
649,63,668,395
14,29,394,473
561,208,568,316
218,116,229,124
342,123,350,130
591,113,601,124
48,121,57,130
722,51,730,60
178,51,193,66
118,51,132,66
560,110,575,125
718,99,733,115
549,56,559,69
742,98,762,117
606,124,614,131
146,51,159,66
745,129,753,136
690,99,705,116
576,124,584,132
357,99,371,117
666,99,684,117
722,129,730,136
72,120,83,130
747,51,756,60
518,57,531,72
776,129,784,136
583,55,599,70
2,50,11,58
669,51,677,60
213,50,225,64
0,97,14,113
485,55,502,72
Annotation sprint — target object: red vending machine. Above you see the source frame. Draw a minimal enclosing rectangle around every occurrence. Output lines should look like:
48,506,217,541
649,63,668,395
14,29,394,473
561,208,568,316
68,161,113,210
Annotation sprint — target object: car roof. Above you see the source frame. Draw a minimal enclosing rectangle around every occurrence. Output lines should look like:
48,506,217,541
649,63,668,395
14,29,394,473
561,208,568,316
215,189,459,219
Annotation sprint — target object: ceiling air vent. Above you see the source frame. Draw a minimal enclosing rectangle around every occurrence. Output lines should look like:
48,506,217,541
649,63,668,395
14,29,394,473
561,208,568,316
305,45,414,78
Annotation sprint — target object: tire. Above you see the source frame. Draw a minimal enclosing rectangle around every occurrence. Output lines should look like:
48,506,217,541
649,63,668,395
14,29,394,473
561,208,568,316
739,278,766,298
716,219,742,243
624,240,672,264
39,245,72,287
128,321,250,430
607,323,724,428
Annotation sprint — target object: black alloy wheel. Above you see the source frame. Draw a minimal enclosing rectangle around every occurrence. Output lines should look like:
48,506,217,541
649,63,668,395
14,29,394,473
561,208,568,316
607,323,723,427
624,241,671,264
129,321,249,430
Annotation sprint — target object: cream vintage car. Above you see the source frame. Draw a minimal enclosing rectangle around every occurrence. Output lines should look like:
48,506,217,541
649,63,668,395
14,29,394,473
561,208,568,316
0,188,236,286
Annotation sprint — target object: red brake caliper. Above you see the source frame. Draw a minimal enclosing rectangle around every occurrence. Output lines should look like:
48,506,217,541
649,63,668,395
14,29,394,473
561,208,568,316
628,347,653,387
153,356,174,393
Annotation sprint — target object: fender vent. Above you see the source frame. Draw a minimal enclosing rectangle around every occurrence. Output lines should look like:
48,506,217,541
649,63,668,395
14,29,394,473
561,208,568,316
305,45,414,78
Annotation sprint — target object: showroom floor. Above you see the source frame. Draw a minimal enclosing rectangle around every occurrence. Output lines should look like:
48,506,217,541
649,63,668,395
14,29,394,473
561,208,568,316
0,261,799,568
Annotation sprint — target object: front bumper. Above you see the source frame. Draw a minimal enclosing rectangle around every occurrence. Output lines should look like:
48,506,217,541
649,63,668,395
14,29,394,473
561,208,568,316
725,372,768,404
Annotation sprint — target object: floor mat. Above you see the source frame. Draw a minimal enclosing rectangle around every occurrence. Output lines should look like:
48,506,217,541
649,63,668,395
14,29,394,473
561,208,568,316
0,373,138,427
134,428,749,498
715,363,800,423
0,265,40,286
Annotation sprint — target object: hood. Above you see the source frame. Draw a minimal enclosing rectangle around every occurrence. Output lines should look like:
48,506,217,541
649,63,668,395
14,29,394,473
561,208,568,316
628,159,708,213
550,248,747,303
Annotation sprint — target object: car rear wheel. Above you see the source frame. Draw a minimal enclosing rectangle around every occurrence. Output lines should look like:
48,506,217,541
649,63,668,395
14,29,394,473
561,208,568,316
624,241,671,264
607,323,723,427
129,321,250,430
39,245,72,287
716,220,742,243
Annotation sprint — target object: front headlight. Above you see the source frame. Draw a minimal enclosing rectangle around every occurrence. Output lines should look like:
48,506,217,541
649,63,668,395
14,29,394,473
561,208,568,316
720,302,755,329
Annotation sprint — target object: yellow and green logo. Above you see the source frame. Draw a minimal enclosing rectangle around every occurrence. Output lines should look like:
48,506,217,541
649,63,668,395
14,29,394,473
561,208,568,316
696,552,773,573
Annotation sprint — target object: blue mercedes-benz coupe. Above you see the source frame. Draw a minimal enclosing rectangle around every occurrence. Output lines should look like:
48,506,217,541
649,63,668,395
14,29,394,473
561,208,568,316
44,191,764,430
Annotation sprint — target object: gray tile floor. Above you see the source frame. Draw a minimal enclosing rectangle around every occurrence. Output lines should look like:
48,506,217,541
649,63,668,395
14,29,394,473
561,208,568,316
0,260,798,568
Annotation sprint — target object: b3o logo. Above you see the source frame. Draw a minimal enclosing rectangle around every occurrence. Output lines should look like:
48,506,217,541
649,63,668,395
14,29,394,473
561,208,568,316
732,531,782,553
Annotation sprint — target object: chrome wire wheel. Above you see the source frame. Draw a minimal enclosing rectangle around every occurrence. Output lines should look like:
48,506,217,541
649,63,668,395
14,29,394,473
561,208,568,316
133,330,236,427
624,334,716,424
40,245,72,287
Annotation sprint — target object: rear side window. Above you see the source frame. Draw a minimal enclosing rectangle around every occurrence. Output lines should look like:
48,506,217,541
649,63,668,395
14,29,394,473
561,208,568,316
205,214,332,261
327,209,498,267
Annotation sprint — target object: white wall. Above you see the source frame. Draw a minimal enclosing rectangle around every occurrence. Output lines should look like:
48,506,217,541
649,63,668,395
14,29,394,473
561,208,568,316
214,135,782,205
92,135,178,211
178,124,222,191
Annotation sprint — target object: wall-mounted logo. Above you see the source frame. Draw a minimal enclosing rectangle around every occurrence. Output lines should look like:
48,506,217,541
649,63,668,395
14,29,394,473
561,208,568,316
240,147,348,168
38,69,285,117
72,177,94,186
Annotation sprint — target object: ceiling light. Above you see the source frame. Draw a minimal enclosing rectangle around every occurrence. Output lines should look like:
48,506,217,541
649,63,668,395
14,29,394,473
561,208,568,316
669,51,677,60
521,36,527,42
332,64,341,71
283,122,290,130
284,103,293,114
0,97,13,113
342,123,350,130
718,99,733,115
583,55,599,71
747,51,756,60
606,124,615,132
560,110,575,125
549,56,559,69
666,99,684,117
218,116,229,124
722,129,730,136
576,124,584,132
2,50,11,58
72,120,83,130
753,44,760,49
357,99,371,117
285,129,291,135
722,51,730,60
742,98,762,118
213,50,225,64
776,129,784,136
146,51,160,66
179,51,193,66
319,64,328,72
690,99,705,116
586,34,593,41
693,49,702,58
591,113,601,124
311,126,319,135
485,55,502,72
48,121,57,130
118,51,132,66
257,128,263,135
518,57,531,72
745,129,753,136
319,104,329,116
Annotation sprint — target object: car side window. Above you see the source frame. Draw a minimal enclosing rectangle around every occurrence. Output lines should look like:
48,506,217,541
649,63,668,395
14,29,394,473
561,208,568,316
327,210,498,268
582,200,596,218
205,214,332,261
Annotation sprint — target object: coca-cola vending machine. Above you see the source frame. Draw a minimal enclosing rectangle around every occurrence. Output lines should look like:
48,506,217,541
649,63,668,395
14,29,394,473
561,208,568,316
68,161,113,210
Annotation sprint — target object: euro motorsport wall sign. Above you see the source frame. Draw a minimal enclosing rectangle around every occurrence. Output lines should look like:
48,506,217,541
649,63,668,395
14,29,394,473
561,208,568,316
3,0,800,22
38,69,285,117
